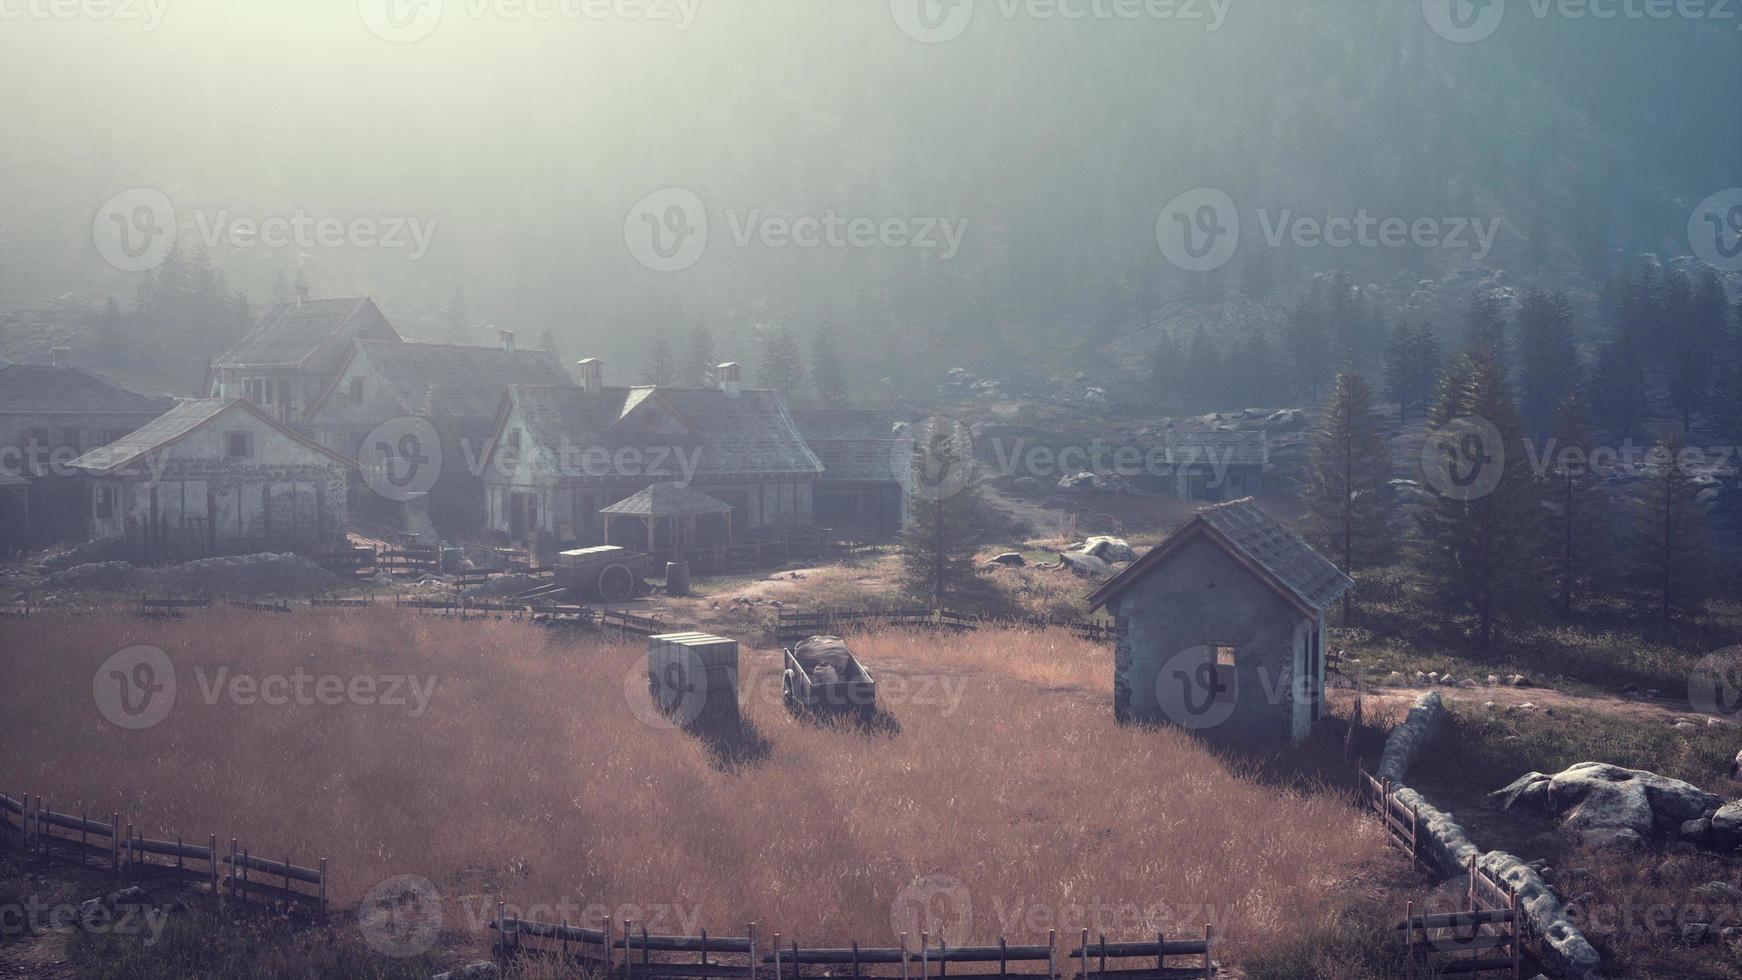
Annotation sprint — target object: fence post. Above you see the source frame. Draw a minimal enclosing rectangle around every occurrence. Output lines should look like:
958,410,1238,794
747,922,756,980
208,835,218,901
772,931,781,980
1077,929,1087,980
1047,929,1056,980
1404,901,1414,980
1202,924,1212,980
921,931,930,980
111,813,120,875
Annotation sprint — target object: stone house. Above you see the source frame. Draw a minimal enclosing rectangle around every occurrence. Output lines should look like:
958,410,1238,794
70,398,356,563
302,331,571,531
0,349,174,551
1164,430,1268,501
207,295,400,425
791,409,910,540
482,361,822,550
1086,498,1352,746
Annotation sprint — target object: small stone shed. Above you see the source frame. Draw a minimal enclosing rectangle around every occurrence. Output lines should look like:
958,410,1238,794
1086,498,1352,745
70,398,357,562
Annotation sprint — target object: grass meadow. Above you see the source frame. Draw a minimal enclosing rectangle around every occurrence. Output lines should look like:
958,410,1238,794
0,607,1390,970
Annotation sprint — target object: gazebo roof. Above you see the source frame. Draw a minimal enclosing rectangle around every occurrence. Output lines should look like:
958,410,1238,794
600,482,733,517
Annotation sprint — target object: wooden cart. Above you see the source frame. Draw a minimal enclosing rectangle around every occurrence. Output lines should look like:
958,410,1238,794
782,639,876,716
553,546,649,601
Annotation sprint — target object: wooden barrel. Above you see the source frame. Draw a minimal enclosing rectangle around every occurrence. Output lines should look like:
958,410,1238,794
666,561,691,596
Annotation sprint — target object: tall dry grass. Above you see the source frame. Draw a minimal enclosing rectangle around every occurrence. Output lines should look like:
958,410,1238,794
0,609,1383,963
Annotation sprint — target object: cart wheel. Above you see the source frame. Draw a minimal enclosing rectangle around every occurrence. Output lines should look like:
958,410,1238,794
782,670,798,710
598,563,635,602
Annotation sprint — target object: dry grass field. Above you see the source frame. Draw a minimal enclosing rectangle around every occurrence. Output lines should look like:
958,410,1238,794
0,608,1386,966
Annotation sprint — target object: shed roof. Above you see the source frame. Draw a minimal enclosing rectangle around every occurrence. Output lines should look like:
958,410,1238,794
1086,497,1353,615
69,398,357,475
1164,429,1270,467
0,363,174,416
216,297,400,368
600,482,733,516
311,340,572,420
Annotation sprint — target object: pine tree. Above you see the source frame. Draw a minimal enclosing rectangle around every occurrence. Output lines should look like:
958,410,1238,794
1407,322,1443,417
536,327,562,362
1515,288,1577,439
758,327,804,394
1633,433,1712,628
1287,286,1330,401
1384,323,1413,422
1415,348,1540,651
645,335,677,386
1712,302,1742,451
1303,371,1395,623
688,324,717,386
1591,332,1648,439
1661,270,1715,432
1542,393,1610,617
1463,294,1509,358
900,419,990,608
810,323,846,404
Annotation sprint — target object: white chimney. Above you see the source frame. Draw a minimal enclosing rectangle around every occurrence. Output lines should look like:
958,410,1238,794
500,329,516,354
716,361,741,398
51,347,70,370
577,357,603,392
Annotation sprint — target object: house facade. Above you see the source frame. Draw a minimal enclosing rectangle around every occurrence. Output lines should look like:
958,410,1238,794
208,295,401,426
1164,430,1268,501
70,399,356,563
792,408,910,540
482,362,822,550
0,350,174,550
302,332,571,531
1086,498,1352,746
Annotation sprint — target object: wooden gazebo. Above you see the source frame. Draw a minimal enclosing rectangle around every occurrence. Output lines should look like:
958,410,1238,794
600,482,733,560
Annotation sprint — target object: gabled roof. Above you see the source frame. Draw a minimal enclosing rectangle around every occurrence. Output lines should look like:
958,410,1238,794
1164,429,1270,468
792,408,904,441
0,363,174,416
600,482,733,517
308,340,572,420
216,297,400,369
807,438,911,483
69,398,358,475
496,384,823,479
1086,497,1353,616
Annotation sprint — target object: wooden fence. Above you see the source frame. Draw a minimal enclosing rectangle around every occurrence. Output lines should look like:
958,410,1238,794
1397,855,1523,978
776,608,1120,645
1357,768,1425,873
488,916,1215,980
0,792,327,917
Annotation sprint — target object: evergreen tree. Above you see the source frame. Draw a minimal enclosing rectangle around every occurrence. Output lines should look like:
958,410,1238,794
1286,286,1330,400
536,327,562,362
1661,270,1714,432
1415,347,1540,651
1383,321,1441,422
1515,288,1577,439
758,327,804,394
810,322,846,404
1632,433,1712,627
1240,249,1274,300
900,419,990,608
1462,294,1509,358
688,324,717,386
1590,332,1648,439
645,334,677,386
1303,371,1395,623
1712,302,1742,452
1542,393,1610,617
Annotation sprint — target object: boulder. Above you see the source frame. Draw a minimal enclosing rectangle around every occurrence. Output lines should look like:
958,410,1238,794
1730,749,1742,779
1079,536,1136,563
985,552,1027,568
1058,551,1111,578
1545,763,1723,838
1711,801,1742,837
1490,772,1552,812
1696,881,1742,902
1057,471,1105,491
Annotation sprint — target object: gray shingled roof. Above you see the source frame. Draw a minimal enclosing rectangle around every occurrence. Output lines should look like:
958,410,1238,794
348,340,571,419
70,398,354,475
1087,497,1353,613
600,482,733,516
807,438,911,483
792,409,904,441
503,384,823,479
217,298,399,368
0,363,174,416
1164,429,1270,468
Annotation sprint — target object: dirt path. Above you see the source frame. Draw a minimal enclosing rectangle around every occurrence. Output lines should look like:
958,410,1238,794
1357,682,1728,727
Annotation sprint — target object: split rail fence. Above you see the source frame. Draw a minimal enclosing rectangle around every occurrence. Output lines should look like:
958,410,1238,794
488,917,1216,980
0,792,327,918
1397,855,1524,979
1357,768,1426,873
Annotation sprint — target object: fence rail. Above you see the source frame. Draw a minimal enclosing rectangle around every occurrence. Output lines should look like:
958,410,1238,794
777,607,1120,645
1397,855,1523,979
1357,768,1425,873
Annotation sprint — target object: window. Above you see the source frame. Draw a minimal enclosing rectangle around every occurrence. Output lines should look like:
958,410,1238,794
1215,645,1237,667
225,431,253,459
349,377,365,403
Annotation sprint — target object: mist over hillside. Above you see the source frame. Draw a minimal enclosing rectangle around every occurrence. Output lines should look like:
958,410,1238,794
0,0,1737,397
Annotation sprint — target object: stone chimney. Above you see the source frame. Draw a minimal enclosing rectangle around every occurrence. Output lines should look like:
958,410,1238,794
500,329,516,354
716,361,741,398
576,357,603,392
51,347,71,370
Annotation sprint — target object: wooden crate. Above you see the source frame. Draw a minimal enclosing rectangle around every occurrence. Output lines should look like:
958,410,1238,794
647,633,740,726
